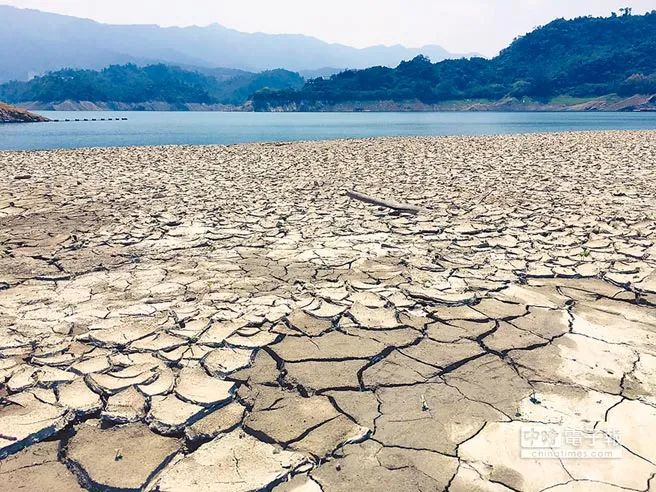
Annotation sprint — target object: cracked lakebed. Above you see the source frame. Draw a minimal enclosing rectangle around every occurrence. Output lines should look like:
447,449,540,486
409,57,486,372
0,131,655,491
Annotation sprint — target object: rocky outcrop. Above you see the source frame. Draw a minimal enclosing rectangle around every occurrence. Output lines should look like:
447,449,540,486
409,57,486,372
0,102,48,122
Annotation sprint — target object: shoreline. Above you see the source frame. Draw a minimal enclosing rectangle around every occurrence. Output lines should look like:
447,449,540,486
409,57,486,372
15,93,656,113
3,128,656,154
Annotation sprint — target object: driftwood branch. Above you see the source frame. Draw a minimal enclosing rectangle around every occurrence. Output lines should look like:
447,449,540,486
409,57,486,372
346,190,421,214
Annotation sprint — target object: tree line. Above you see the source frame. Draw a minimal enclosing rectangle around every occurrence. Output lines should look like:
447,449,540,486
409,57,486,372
253,11,656,109
0,64,304,105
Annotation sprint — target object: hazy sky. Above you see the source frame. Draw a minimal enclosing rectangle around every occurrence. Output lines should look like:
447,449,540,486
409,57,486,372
3,0,655,56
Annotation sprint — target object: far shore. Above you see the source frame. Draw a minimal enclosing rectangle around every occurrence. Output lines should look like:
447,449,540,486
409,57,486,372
15,93,656,113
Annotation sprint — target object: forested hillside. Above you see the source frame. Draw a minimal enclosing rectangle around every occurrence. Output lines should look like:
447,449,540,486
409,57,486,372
3,12,655,111
0,64,304,106
253,11,656,110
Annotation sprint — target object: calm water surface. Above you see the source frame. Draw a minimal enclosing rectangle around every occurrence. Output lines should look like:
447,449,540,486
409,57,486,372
1,111,656,151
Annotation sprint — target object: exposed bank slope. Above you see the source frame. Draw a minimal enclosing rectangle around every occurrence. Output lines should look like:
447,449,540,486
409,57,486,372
0,102,48,123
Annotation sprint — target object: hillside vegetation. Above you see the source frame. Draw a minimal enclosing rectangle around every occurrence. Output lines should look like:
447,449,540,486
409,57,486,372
253,11,656,110
3,12,655,111
0,64,304,106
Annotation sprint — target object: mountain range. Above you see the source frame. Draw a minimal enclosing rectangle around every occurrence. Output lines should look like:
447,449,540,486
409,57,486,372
0,5,477,82
4,8,654,112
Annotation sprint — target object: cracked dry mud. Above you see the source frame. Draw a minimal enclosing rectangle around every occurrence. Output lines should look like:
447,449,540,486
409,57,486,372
0,130,655,491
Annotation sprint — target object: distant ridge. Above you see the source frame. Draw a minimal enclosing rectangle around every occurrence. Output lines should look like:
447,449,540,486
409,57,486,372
0,5,478,82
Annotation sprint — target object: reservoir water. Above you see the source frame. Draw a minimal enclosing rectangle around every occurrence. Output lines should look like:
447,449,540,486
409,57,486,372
1,111,656,151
